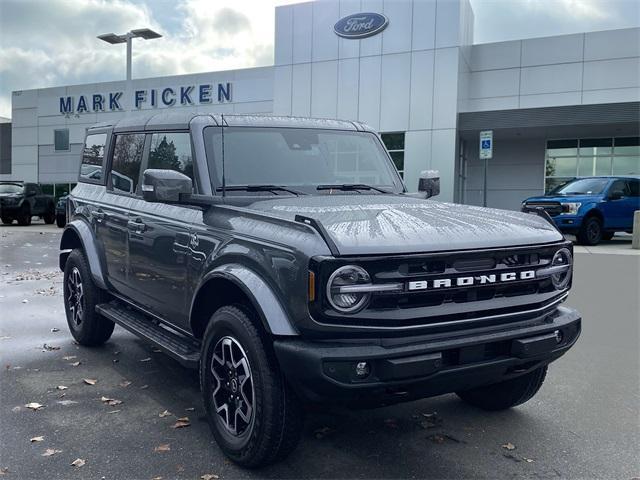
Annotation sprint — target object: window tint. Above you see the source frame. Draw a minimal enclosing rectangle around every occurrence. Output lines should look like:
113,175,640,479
627,179,639,197
54,129,69,151
111,134,145,194
609,180,629,196
80,133,107,182
148,133,194,180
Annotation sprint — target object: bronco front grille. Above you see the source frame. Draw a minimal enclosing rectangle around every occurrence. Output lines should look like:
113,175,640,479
310,242,572,331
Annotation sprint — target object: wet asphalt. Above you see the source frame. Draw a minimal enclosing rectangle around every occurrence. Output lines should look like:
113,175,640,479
0,222,638,479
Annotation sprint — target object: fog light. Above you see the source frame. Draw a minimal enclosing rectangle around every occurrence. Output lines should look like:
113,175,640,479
554,330,563,344
355,361,370,379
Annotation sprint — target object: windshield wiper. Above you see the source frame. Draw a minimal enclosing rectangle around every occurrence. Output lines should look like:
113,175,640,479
316,183,390,194
216,184,306,196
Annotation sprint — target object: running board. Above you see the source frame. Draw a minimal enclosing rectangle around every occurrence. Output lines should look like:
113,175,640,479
96,301,201,369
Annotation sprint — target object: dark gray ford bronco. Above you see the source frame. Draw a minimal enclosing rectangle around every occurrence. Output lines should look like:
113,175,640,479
60,113,581,467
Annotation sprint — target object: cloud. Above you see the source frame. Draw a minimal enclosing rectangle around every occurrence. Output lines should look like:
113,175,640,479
211,8,252,35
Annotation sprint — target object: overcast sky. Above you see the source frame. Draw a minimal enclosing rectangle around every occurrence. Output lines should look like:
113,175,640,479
0,0,639,118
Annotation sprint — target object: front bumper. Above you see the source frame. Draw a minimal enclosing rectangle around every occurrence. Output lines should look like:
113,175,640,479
553,215,583,232
0,203,22,215
274,306,581,406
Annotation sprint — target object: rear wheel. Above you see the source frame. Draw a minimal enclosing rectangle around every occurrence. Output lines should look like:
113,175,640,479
43,206,55,224
200,306,303,467
576,215,602,245
63,249,114,346
17,205,31,226
456,366,547,411
1,216,12,225
56,214,66,228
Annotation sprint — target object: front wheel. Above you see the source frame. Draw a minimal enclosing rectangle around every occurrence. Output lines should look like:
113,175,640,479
576,216,603,245
1,216,12,225
63,249,114,346
17,205,31,226
456,365,547,411
56,214,66,228
200,306,303,468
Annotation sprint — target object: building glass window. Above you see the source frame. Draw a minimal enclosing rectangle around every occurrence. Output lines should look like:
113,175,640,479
544,137,640,192
54,129,69,151
381,132,405,178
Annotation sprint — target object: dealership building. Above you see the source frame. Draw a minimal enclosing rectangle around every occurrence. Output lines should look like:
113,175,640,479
4,0,639,209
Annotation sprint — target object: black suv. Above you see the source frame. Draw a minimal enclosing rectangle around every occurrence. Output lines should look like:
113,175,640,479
0,181,56,226
60,113,581,467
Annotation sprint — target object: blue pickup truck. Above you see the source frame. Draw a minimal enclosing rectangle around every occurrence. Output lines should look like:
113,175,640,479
523,176,639,245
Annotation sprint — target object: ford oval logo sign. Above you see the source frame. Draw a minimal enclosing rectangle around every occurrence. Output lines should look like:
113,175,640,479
334,12,388,39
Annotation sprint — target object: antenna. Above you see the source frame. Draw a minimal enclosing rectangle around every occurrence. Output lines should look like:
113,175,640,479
221,114,226,197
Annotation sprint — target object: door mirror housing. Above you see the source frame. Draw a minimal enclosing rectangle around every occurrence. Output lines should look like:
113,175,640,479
608,189,624,201
418,170,440,198
142,169,193,203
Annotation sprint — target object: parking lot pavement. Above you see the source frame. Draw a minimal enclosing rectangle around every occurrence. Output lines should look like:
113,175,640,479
1,227,638,479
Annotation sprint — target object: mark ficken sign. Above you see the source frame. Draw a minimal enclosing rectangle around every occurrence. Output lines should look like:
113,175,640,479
59,82,232,114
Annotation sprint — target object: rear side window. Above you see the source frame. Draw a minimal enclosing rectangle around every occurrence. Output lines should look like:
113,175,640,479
148,133,194,181
80,133,107,183
628,179,639,197
110,134,145,194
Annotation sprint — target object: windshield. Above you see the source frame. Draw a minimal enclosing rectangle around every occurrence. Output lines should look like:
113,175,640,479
0,184,23,194
205,127,403,194
551,178,610,195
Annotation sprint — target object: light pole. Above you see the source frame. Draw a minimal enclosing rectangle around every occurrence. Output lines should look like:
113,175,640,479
97,28,162,81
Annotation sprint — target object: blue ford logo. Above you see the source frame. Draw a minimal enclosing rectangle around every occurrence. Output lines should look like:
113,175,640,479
334,12,388,39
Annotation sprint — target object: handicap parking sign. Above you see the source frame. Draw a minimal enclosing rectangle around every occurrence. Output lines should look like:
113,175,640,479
479,131,493,159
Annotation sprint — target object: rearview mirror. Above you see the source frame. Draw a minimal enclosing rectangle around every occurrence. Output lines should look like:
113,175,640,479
418,170,440,198
142,169,193,203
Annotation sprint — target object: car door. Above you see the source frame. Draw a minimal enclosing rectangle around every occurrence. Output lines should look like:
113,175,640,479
601,179,637,229
127,131,197,329
98,132,146,297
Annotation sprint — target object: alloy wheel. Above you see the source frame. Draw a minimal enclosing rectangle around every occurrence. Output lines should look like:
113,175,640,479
210,336,255,436
67,266,84,327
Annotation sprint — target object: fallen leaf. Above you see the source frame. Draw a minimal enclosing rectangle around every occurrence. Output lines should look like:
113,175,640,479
185,407,195,412
25,402,45,411
69,361,81,367
70,458,85,468
171,417,191,429
30,436,44,442
313,426,335,439
11,406,21,413
140,357,151,362
201,475,220,480
56,385,68,390
113,351,120,355
152,477,163,480
151,347,162,353
154,444,170,452
140,385,149,390
112,359,119,363
22,299,28,303
42,343,60,351
502,442,516,451
159,410,172,418
42,448,62,457
83,378,97,385
0,467,8,475
119,381,132,388
50,328,60,333
100,397,122,406
107,410,121,414
62,355,77,361
0,336,11,340
429,434,446,444
524,458,535,463
57,400,78,406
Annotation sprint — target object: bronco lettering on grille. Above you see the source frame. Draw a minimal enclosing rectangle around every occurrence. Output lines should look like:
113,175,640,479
407,270,536,291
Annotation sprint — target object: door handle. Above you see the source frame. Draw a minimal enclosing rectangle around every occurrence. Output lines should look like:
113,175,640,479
127,219,147,233
92,209,105,222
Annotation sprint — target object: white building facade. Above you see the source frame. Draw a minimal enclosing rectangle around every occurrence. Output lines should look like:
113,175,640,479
6,0,640,208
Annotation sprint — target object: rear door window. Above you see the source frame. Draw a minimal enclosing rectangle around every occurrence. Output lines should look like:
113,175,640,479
148,133,195,181
110,134,146,195
80,133,108,183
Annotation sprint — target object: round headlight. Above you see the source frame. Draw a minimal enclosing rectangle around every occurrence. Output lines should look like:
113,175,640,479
550,248,572,290
326,265,371,313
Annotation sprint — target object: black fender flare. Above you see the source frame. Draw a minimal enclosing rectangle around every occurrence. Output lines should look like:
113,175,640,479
191,264,298,336
59,220,107,290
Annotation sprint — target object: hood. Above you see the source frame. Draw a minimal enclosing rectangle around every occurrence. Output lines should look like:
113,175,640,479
525,194,602,203
243,194,564,255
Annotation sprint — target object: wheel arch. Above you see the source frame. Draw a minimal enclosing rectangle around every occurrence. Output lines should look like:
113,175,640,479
190,265,298,340
59,220,107,289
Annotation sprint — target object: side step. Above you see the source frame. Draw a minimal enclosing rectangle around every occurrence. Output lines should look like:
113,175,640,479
96,301,201,369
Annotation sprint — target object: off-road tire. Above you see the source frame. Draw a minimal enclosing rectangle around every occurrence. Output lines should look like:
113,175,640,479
43,206,56,224
17,205,31,226
56,214,66,228
456,365,548,411
200,305,303,468
1,216,12,225
576,216,602,245
63,249,114,346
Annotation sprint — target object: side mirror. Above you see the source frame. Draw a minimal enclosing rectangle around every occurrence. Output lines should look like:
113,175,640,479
418,170,440,198
608,190,624,201
142,169,193,203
